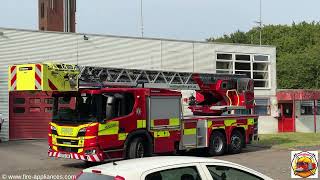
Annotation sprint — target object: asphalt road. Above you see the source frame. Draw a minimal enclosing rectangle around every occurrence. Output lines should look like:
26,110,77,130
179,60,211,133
0,140,313,180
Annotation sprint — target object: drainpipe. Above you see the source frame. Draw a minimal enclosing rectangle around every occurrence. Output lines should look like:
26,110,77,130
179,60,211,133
292,93,295,132
314,99,317,133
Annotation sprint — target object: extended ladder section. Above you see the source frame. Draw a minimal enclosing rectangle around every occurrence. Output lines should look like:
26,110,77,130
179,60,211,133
78,66,246,90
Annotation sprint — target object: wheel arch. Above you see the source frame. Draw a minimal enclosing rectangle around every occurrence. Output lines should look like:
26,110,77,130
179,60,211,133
123,129,153,158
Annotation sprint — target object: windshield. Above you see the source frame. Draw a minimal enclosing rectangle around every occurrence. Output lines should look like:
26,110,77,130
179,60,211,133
52,92,135,124
52,93,103,124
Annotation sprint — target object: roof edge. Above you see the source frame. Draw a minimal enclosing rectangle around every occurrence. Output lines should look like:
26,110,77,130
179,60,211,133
0,27,276,48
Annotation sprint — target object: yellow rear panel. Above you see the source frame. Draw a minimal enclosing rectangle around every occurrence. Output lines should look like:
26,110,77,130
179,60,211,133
8,63,79,91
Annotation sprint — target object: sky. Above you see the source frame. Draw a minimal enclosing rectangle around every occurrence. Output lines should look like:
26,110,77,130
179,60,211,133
1,0,320,41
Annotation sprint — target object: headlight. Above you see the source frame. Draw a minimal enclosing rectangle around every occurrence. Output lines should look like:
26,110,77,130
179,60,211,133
51,126,58,135
79,128,86,133
78,128,86,137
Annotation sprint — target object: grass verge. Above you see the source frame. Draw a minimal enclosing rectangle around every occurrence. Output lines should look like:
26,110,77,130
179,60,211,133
253,133,320,149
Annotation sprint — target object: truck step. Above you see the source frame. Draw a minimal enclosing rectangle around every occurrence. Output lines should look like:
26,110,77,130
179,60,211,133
104,149,124,153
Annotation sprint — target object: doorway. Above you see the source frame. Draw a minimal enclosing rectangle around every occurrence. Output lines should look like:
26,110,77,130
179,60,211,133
278,103,295,132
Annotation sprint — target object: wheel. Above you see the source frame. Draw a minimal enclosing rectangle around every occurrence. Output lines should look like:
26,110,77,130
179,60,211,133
228,130,244,154
207,131,226,156
127,137,149,159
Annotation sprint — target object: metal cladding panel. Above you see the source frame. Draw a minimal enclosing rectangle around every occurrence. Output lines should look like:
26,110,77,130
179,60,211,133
161,41,193,72
193,43,215,73
0,27,276,140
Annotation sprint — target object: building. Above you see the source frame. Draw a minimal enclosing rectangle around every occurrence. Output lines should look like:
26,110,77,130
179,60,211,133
0,27,277,141
39,0,76,32
277,89,320,133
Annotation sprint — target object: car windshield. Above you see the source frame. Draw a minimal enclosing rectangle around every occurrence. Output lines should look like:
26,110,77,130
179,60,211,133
76,173,114,180
52,93,103,124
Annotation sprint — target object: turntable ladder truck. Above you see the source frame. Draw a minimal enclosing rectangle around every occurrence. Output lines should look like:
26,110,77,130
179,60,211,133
8,63,258,162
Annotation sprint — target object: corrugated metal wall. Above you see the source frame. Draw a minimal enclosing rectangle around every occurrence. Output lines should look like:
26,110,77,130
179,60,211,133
0,28,276,140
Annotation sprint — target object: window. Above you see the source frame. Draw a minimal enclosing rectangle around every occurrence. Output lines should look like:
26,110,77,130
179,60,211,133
301,101,314,115
30,98,41,104
150,96,180,129
14,107,25,113
235,54,250,61
217,53,232,60
254,98,269,115
254,80,268,88
145,166,201,180
14,98,25,104
215,52,270,88
207,165,263,180
40,3,45,18
216,53,233,74
59,97,71,104
29,107,41,113
45,107,53,113
254,55,269,62
282,103,293,118
217,62,232,70
103,93,135,120
44,98,54,104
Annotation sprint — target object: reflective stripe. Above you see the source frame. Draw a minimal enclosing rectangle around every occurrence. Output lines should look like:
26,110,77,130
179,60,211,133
98,121,119,135
53,145,58,151
207,121,212,128
154,131,170,138
184,128,196,135
84,136,96,139
169,118,180,126
212,126,226,129
248,118,255,125
35,64,42,90
239,125,248,130
78,148,84,153
224,119,236,126
137,120,146,128
118,133,128,140
10,66,17,90
93,155,100,162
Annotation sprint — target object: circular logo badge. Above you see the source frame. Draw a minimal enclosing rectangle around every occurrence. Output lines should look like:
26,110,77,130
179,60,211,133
291,151,318,178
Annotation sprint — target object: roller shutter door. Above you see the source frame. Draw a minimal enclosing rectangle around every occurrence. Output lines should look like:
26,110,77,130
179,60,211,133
9,92,53,139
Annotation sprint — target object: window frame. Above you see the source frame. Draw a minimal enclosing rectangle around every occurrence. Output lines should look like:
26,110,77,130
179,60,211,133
215,52,271,89
141,163,206,180
254,98,270,116
300,100,314,116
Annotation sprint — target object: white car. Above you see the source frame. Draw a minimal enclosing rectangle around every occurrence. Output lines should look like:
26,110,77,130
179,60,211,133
75,156,273,180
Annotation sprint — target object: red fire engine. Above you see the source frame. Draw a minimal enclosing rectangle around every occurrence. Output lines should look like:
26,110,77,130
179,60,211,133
8,63,258,162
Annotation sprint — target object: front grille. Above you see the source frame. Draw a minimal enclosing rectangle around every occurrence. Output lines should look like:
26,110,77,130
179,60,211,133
58,146,78,153
57,139,79,145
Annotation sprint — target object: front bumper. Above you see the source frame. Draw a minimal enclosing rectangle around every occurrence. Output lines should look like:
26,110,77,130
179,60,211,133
48,150,104,162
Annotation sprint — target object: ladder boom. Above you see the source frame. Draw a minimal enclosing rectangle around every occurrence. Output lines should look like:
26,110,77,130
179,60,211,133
78,66,246,90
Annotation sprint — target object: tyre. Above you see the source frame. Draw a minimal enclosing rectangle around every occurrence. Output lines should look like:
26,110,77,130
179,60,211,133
127,137,149,159
228,130,244,154
207,131,226,156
